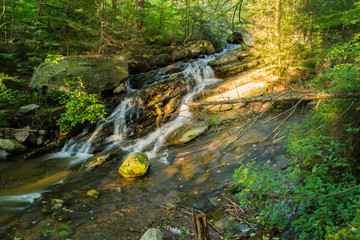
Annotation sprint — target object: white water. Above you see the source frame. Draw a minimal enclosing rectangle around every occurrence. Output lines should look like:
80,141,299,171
58,45,239,164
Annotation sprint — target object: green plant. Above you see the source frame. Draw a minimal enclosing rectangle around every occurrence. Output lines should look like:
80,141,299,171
57,78,107,132
42,224,71,238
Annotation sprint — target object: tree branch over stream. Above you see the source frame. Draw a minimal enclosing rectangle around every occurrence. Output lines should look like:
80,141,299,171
186,91,360,108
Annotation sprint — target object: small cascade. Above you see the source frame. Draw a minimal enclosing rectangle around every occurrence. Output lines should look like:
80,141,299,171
58,45,238,164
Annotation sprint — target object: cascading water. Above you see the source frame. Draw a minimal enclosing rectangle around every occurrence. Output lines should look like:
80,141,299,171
58,47,234,163
0,45,240,226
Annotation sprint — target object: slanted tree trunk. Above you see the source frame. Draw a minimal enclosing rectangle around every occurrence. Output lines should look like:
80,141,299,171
135,0,144,30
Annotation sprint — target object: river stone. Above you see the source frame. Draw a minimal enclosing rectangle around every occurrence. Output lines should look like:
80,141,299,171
0,139,28,153
119,152,150,178
30,55,129,93
166,125,209,146
87,189,100,199
113,83,126,94
140,228,164,240
0,149,10,160
159,61,185,75
19,104,40,113
14,126,31,143
175,46,201,61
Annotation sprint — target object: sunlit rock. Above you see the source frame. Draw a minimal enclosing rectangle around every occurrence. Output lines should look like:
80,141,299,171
14,126,31,143
30,55,129,93
140,228,164,240
166,123,209,146
191,40,215,55
113,83,126,94
119,152,150,178
0,138,27,153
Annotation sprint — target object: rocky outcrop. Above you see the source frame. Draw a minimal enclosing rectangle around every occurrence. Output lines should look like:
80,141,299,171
140,228,164,240
30,55,129,93
149,54,172,67
209,49,260,78
119,152,150,178
0,139,28,153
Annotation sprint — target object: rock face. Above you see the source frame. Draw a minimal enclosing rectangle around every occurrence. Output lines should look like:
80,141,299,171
119,152,150,178
30,55,129,93
209,49,260,78
0,139,28,153
140,228,164,240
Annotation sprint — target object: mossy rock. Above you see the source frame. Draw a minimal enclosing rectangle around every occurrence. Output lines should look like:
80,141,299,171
119,152,150,178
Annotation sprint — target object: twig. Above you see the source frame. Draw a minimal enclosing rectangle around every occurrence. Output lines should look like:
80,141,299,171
0,127,38,132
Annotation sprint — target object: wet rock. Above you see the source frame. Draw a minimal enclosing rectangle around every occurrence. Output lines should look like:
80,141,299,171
80,153,114,172
213,60,260,78
119,152,150,178
149,54,172,67
0,149,10,160
113,83,126,94
207,104,234,113
130,70,158,89
140,228,164,240
0,138,28,153
19,104,40,113
30,55,129,93
87,189,100,199
25,146,53,159
159,61,185,75
37,136,45,146
166,124,209,146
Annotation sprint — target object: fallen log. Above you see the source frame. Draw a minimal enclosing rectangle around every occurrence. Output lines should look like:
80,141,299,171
186,91,360,108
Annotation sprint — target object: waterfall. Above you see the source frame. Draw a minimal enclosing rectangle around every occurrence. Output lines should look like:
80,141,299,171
58,45,239,164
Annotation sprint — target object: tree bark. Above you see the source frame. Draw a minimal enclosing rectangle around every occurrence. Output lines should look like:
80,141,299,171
192,208,210,240
186,91,360,108
135,0,144,30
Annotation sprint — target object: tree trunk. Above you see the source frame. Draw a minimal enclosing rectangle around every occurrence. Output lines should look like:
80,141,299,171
192,208,210,240
186,91,360,108
135,0,144,30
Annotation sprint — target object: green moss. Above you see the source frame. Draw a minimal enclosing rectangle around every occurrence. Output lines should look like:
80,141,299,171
119,152,150,178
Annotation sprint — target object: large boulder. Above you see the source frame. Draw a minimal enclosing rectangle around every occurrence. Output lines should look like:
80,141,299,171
0,149,10,160
140,228,164,240
119,152,150,178
191,40,215,55
30,55,129,93
0,139,28,153
149,54,172,67
166,124,209,146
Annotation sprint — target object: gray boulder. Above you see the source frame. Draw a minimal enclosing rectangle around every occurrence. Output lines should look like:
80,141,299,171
14,126,31,143
30,55,129,93
0,149,10,160
19,104,40,113
0,139,28,153
140,228,164,240
149,54,172,67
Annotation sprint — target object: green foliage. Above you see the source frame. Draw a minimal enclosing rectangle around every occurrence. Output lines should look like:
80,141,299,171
233,133,360,239
57,78,106,132
0,74,20,107
311,34,360,92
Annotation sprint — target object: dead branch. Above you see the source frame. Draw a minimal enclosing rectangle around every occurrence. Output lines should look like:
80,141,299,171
0,127,38,132
186,91,360,108
225,199,257,232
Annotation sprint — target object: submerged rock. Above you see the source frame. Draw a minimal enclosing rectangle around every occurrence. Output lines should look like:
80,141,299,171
87,189,100,199
140,228,164,240
0,139,28,153
119,152,150,178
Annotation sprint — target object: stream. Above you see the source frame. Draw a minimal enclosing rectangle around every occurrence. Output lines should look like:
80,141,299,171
0,45,299,239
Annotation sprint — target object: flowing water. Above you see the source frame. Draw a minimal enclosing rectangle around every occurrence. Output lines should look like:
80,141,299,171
0,45,300,238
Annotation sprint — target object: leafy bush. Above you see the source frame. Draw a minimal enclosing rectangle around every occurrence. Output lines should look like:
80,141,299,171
57,78,107,132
